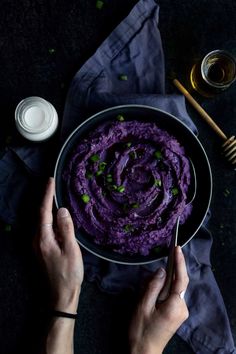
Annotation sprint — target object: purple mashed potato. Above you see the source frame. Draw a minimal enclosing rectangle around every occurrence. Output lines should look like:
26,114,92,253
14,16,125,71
63,119,192,256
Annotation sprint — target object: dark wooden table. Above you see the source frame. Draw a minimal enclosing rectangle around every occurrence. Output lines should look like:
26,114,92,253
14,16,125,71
0,1,235,353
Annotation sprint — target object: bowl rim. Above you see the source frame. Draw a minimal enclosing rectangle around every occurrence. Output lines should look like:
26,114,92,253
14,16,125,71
54,104,213,265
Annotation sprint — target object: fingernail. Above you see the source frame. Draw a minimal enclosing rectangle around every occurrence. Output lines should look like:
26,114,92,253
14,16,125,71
58,208,69,218
156,268,166,278
176,246,182,254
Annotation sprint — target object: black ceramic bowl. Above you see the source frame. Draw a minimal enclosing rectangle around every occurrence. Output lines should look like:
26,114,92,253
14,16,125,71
54,105,212,265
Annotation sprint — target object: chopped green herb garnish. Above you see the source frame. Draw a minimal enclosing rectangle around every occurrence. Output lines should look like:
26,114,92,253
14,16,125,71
112,185,118,190
124,224,133,232
99,162,107,170
90,154,100,162
4,224,12,232
96,0,104,9
96,170,103,176
107,174,112,178
153,246,162,254
223,188,230,197
154,150,162,159
117,114,125,121
119,74,128,81
81,194,90,203
49,48,55,54
85,172,93,179
154,179,162,187
117,185,125,193
129,151,137,159
126,142,132,148
106,177,113,183
131,203,139,209
171,187,179,196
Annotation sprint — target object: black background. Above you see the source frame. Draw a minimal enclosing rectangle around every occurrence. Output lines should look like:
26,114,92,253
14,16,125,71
0,1,235,353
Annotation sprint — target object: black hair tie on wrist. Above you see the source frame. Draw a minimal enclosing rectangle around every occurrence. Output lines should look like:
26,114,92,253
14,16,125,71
52,310,77,319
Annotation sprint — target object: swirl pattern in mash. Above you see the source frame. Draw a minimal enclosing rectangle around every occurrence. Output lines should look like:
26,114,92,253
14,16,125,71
63,119,192,256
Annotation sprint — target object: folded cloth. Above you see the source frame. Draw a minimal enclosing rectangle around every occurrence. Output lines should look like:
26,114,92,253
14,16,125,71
0,0,234,352
61,0,236,353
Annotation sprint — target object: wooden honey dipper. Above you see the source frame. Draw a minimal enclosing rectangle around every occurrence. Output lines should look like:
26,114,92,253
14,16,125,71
173,79,236,166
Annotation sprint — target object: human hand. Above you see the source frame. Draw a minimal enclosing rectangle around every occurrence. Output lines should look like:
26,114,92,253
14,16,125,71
34,177,84,314
129,246,189,354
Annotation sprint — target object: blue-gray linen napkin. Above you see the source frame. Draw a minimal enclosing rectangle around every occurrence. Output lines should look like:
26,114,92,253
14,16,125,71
0,0,235,353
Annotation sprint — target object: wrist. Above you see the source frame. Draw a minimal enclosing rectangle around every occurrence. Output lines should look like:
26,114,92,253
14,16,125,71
53,288,80,313
52,310,78,319
130,342,164,354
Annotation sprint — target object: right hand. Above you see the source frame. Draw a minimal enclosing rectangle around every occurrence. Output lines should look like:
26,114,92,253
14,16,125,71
34,177,84,314
129,246,189,354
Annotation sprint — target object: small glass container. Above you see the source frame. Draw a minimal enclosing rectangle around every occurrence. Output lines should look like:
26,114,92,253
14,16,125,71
190,50,236,97
15,96,58,142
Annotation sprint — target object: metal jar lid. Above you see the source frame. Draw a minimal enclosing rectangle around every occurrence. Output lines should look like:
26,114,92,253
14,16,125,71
15,96,58,141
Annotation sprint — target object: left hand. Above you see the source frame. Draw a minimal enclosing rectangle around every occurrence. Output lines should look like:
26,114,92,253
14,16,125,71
34,177,84,313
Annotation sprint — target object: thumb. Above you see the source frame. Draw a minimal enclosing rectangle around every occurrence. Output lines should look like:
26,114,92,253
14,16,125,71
141,268,166,314
57,207,76,248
